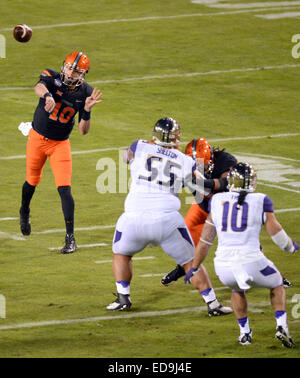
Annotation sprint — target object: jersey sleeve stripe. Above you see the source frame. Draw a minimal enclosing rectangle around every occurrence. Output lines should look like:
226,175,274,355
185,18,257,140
129,140,139,158
43,69,52,77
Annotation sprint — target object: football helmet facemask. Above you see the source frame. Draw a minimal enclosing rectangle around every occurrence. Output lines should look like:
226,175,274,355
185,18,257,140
228,162,257,193
185,138,214,177
152,117,181,147
60,51,90,87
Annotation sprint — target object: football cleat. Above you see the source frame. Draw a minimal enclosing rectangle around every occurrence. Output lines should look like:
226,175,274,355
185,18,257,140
61,233,77,254
282,277,292,288
107,293,132,311
275,326,295,348
238,330,252,346
19,207,31,236
161,264,185,286
207,299,233,317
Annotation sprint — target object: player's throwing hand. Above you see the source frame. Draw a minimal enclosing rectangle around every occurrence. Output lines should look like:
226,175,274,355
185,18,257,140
44,95,56,113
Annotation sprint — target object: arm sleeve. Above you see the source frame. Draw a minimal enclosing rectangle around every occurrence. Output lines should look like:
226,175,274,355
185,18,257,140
129,140,139,158
78,84,94,121
263,195,274,212
204,177,227,191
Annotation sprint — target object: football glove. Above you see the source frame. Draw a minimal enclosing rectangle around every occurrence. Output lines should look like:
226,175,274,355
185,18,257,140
292,241,299,253
184,267,200,284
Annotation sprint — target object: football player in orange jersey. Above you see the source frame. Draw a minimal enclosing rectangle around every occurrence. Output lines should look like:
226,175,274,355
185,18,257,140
19,52,102,253
162,138,237,316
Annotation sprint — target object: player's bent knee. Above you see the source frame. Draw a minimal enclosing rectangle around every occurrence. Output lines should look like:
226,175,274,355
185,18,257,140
26,176,41,187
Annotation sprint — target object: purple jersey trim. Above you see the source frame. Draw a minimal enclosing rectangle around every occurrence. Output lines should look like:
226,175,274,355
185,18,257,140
263,195,274,213
208,198,213,213
260,265,277,276
192,162,197,173
113,230,122,244
178,227,194,246
117,280,130,288
129,140,139,158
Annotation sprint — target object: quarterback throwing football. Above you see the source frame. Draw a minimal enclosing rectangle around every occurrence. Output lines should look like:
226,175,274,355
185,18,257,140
19,52,102,253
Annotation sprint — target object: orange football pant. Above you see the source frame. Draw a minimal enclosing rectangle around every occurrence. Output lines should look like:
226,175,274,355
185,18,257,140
26,128,72,187
184,202,208,247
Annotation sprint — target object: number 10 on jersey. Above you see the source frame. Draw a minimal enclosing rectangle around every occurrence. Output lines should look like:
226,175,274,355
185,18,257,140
221,201,249,232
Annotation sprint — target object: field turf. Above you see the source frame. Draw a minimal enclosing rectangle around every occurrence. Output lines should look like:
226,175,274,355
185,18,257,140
0,0,299,360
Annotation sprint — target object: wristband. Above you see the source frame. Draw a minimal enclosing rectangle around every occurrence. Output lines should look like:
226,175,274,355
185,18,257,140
200,237,214,246
82,109,91,121
43,92,53,99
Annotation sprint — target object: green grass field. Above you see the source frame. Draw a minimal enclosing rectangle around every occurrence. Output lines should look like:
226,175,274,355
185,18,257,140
0,0,300,360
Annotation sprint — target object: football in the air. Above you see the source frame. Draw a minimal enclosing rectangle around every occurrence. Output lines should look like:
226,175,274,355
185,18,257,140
13,24,32,43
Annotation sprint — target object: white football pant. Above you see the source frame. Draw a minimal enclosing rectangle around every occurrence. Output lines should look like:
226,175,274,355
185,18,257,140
112,211,195,266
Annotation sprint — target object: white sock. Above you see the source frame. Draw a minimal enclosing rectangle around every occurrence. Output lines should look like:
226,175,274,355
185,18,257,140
275,311,287,328
201,287,217,304
116,280,130,295
238,317,251,335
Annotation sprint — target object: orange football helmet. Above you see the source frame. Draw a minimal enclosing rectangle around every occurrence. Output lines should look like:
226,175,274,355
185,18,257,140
185,138,214,176
61,51,90,87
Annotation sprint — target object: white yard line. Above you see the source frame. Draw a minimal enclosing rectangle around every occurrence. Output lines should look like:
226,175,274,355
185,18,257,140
95,256,155,264
139,273,169,278
2,7,300,32
48,243,108,251
208,132,300,143
0,147,127,160
256,11,300,18
32,225,115,235
1,133,300,161
208,1,300,9
0,231,26,241
1,63,300,92
0,306,207,330
240,152,300,164
260,182,300,194
0,300,282,331
91,64,300,85
2,206,297,241
0,217,18,221
189,286,230,293
275,207,300,213
0,154,26,160
72,146,127,155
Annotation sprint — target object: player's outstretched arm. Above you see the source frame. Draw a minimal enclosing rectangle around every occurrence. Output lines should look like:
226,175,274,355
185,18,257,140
78,88,102,135
265,212,299,253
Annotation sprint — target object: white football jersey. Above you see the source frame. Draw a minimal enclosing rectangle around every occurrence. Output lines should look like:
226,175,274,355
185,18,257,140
209,191,274,264
124,140,196,212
